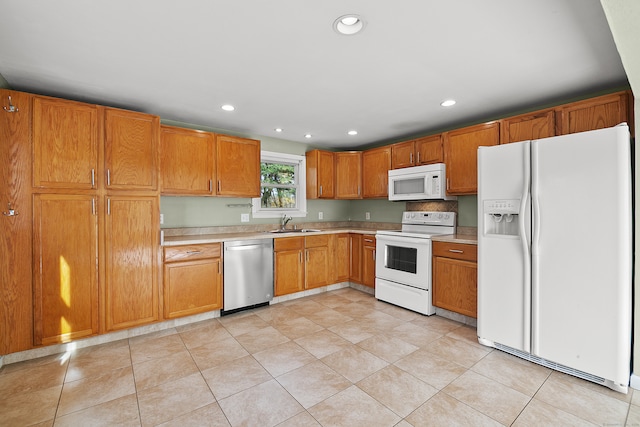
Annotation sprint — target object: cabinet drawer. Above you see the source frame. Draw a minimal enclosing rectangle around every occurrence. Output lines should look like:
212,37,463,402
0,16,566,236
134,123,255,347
362,235,376,247
275,236,304,251
305,234,329,248
432,241,477,262
164,243,221,262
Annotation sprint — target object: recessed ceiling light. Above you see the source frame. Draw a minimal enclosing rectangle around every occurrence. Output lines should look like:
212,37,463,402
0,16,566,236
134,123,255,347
440,99,456,107
348,130,358,136
275,128,283,133
221,104,235,111
304,134,312,139
333,14,365,35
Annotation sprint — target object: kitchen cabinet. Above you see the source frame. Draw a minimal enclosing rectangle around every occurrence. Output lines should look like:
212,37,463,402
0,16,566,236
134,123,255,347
391,135,443,169
160,125,216,195
557,91,632,136
362,146,391,198
432,241,477,318
500,109,555,144
306,149,335,199
305,234,330,289
216,134,261,197
33,194,98,345
361,235,376,288
104,108,159,191
104,196,159,331
443,122,499,195
0,90,34,354
332,233,350,283
33,96,98,190
163,243,222,319
335,151,362,199
349,234,362,283
274,237,305,296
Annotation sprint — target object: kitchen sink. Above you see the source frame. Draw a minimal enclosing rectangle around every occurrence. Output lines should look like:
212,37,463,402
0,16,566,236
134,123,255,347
268,228,321,233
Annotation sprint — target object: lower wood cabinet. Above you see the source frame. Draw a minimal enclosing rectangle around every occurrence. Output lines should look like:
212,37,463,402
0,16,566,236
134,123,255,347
163,243,222,318
432,241,478,318
105,196,159,331
274,235,330,296
33,194,99,345
349,234,362,283
305,235,330,289
362,235,376,288
332,233,350,283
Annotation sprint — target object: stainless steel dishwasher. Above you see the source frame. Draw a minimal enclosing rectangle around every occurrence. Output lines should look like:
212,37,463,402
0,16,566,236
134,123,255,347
223,239,274,313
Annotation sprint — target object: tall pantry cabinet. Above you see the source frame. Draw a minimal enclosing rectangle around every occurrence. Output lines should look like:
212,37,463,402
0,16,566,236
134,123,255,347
0,90,34,354
30,94,160,346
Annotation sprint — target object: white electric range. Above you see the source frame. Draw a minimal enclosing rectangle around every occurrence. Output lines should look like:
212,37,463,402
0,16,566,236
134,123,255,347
375,211,456,315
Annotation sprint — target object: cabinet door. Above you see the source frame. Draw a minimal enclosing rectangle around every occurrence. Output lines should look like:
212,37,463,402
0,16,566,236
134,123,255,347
335,152,362,199
444,122,499,195
432,256,477,318
362,146,391,198
558,91,631,135
332,233,350,283
306,150,335,199
1,90,34,354
105,196,159,331
391,140,415,169
216,134,260,197
33,96,98,189
164,258,222,318
500,109,555,144
104,108,159,191
306,246,329,289
274,249,304,296
349,234,362,283
33,194,99,345
362,236,376,288
160,125,215,195
415,135,444,165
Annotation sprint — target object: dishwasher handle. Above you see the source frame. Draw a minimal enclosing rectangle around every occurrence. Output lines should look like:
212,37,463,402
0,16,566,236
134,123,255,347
226,244,266,251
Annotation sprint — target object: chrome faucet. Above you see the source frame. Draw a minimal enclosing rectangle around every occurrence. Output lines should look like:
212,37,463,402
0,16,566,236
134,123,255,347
280,214,292,230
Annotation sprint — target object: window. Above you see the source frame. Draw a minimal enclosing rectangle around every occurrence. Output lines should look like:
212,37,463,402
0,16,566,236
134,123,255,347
252,151,307,218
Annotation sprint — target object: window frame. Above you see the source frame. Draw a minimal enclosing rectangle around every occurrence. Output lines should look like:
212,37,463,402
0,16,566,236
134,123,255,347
252,151,307,218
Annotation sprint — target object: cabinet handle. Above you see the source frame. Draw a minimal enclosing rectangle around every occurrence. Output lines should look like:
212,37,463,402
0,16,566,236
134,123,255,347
358,186,361,197
217,181,221,192
2,202,18,217
448,249,464,253
373,249,376,260
446,178,450,190
107,198,111,215
92,198,96,215
209,179,213,192
306,250,309,262
299,252,303,264
186,250,202,255
410,152,413,164
107,169,111,186
91,169,95,188
319,185,323,196
417,152,420,164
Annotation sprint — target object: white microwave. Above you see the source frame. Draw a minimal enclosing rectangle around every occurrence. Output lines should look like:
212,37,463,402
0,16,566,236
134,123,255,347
388,163,455,201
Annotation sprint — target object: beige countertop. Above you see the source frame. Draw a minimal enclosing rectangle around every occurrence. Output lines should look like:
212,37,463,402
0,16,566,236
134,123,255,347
431,233,478,245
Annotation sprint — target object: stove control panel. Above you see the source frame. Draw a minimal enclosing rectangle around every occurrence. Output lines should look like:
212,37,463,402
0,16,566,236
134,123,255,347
402,211,456,226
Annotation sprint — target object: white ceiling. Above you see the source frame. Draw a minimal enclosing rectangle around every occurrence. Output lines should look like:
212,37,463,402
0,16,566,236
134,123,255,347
0,0,629,149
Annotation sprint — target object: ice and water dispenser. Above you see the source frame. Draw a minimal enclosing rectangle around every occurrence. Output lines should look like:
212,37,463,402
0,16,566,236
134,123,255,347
483,199,519,236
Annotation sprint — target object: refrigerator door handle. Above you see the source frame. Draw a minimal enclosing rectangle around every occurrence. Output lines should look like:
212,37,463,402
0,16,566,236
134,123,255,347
520,143,532,353
530,141,541,355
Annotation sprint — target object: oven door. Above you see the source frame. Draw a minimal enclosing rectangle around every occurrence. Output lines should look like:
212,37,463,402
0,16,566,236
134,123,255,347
375,233,431,289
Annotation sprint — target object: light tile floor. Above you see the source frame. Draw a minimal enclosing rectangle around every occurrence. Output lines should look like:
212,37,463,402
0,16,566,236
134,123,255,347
0,288,637,426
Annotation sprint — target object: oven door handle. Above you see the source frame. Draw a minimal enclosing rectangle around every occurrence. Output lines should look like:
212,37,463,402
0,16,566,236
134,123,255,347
375,234,428,246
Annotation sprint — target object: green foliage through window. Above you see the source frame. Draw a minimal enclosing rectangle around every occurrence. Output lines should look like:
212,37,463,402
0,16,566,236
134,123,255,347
260,162,297,208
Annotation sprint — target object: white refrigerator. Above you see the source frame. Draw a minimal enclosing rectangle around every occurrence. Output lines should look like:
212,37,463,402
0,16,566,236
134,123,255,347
477,124,632,393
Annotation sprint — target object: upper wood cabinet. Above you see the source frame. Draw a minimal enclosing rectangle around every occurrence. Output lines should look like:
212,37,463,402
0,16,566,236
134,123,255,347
362,146,391,198
216,134,261,197
335,151,362,199
104,108,159,191
33,96,98,189
104,196,159,331
160,125,216,195
500,109,555,144
33,194,99,345
391,135,443,169
557,91,631,135
0,90,34,354
444,122,499,195
306,149,335,199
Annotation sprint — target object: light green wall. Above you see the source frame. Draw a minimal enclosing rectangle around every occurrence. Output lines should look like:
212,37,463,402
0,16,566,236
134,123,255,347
457,195,478,227
0,73,10,89
348,199,407,223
